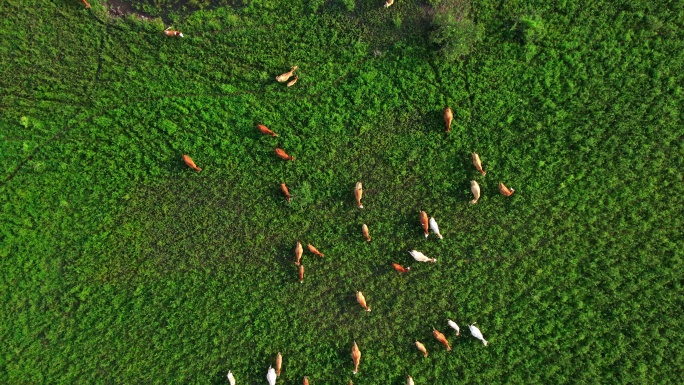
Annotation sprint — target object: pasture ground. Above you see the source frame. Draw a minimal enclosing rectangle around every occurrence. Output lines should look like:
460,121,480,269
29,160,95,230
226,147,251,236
1,0,683,383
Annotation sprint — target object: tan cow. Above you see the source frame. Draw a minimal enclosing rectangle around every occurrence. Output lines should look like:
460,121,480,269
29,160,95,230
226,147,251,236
276,66,298,82
499,182,515,197
444,107,453,132
351,341,361,374
470,180,481,204
415,340,428,357
356,291,371,312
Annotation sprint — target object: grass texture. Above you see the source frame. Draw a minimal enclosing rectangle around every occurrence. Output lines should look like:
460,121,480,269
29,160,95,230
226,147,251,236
1,0,683,383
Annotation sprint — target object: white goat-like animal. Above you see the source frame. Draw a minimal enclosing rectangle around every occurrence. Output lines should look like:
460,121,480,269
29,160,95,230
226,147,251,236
407,375,414,385
267,366,277,385
227,371,236,385
447,319,460,336
409,250,436,263
429,217,443,239
469,323,488,346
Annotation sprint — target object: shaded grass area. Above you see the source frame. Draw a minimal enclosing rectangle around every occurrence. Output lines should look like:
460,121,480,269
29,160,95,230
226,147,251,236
1,0,683,383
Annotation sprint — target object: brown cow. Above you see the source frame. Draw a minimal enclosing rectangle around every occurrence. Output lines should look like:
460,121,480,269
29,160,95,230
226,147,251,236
164,27,184,37
281,183,291,203
257,124,278,137
275,148,295,161
182,155,201,172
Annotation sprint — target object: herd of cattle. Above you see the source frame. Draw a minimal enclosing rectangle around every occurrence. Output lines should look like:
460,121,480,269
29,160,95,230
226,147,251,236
69,3,514,378
175,80,515,384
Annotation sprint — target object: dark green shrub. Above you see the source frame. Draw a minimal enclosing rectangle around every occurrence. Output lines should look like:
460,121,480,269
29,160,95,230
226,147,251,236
429,0,484,61
513,14,545,44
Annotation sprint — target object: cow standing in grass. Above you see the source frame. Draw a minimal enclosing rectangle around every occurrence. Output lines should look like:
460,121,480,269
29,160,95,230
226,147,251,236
499,182,515,196
362,224,371,242
356,291,371,312
444,107,453,132
469,323,489,346
472,152,486,175
164,27,184,37
276,352,283,376
295,242,303,266
415,340,428,357
420,211,429,238
182,155,201,171
354,182,364,208
351,341,361,374
276,66,298,82
470,180,481,204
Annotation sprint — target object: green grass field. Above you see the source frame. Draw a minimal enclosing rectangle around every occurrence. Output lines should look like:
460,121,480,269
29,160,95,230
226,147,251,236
1,0,683,383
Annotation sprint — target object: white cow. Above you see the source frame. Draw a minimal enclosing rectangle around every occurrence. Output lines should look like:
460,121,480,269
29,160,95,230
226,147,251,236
267,366,276,385
429,217,443,239
447,319,460,336
469,323,488,346
409,250,436,263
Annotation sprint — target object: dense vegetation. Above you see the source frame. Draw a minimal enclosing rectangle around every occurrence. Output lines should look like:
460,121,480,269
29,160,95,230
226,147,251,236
1,0,683,383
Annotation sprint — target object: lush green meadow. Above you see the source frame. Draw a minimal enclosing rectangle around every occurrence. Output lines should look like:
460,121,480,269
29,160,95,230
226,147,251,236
1,0,683,383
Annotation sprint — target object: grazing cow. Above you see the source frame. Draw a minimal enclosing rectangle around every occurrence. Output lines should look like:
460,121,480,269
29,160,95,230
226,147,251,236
447,319,460,336
281,183,291,203
433,328,452,351
392,263,410,273
472,152,486,176
498,182,515,197
227,371,235,385
276,352,283,376
429,217,443,239
415,340,428,357
356,291,371,312
287,76,299,87
469,180,480,204
308,244,324,257
354,182,364,208
362,224,371,242
409,250,436,263
351,341,361,374
303,377,309,385
469,323,488,346
164,27,184,37
299,265,304,283
295,242,303,266
275,148,295,161
407,375,415,385
79,0,91,9
420,211,429,238
384,0,394,7
182,154,201,172
444,107,453,132
257,124,278,137
267,366,276,385
276,66,298,82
